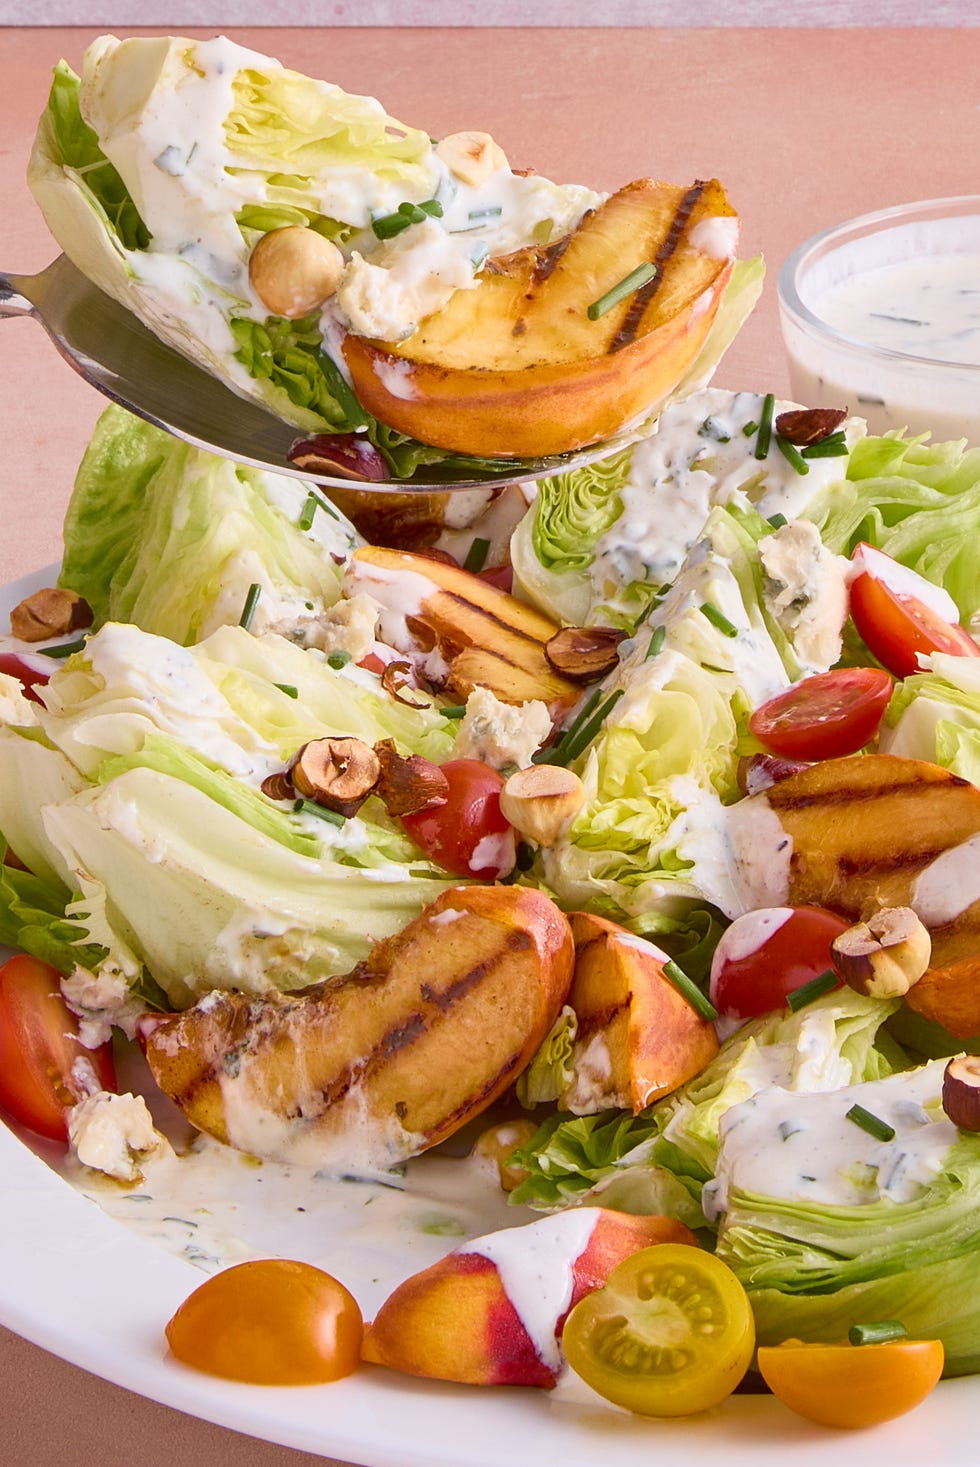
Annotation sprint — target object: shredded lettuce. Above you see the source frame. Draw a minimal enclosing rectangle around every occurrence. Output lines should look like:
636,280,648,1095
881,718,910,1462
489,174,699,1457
882,652,980,782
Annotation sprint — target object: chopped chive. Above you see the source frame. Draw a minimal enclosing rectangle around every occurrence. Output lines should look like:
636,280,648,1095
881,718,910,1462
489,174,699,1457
742,419,759,437
848,1320,907,1347
533,687,603,764
846,1104,895,1143
467,205,502,223
419,199,443,218
647,624,666,659
786,968,839,1012
700,602,739,638
587,263,656,321
463,537,491,573
557,688,625,765
292,797,346,827
372,211,413,239
775,436,810,475
440,704,468,718
274,683,299,698
326,650,352,670
754,392,775,460
802,437,849,459
699,415,731,443
297,492,318,531
663,960,718,1022
239,582,261,631
316,354,368,431
36,637,87,659
766,512,788,530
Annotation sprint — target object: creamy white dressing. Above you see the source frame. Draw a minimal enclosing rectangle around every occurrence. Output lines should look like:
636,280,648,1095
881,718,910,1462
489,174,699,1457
588,389,861,600
458,1208,599,1372
784,213,980,442
707,1062,958,1219
912,832,980,927
726,797,792,913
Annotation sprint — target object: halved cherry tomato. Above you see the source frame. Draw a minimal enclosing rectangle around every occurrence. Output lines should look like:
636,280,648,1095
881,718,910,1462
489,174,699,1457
749,667,893,760
709,906,850,1018
165,1259,363,1385
0,649,51,704
561,1243,755,1416
401,758,516,879
849,542,980,679
0,954,117,1142
757,1336,944,1428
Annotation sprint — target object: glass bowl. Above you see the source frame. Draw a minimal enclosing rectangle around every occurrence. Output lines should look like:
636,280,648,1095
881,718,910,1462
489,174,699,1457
778,196,980,445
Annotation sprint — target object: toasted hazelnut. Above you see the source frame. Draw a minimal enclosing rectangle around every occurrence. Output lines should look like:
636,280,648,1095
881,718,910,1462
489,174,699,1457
499,765,585,847
435,130,509,187
774,406,848,446
289,736,380,817
260,771,296,802
545,625,627,682
248,226,345,319
831,906,932,998
472,1118,539,1192
10,587,92,643
373,739,449,816
943,1055,980,1130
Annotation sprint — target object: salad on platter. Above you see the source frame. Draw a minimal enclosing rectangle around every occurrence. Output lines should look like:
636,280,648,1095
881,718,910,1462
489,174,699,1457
6,28,980,1447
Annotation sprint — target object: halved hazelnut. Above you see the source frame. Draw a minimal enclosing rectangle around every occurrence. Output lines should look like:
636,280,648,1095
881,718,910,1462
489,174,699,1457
499,765,585,847
435,130,509,187
260,771,296,802
10,587,92,642
289,736,380,817
373,739,449,816
831,906,932,998
943,1055,980,1131
545,626,626,682
774,406,847,446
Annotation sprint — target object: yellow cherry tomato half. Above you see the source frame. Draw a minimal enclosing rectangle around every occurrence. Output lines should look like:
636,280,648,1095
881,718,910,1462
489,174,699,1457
757,1337,945,1429
561,1243,755,1416
165,1258,363,1385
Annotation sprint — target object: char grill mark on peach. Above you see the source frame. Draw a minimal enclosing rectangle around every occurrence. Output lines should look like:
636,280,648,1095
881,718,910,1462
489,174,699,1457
770,776,970,813
429,1049,528,1136
830,846,964,879
610,182,706,352
577,999,630,1035
529,231,577,287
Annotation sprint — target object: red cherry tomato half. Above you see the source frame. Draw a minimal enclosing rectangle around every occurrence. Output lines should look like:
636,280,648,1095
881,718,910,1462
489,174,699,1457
0,955,117,1142
748,667,894,760
401,758,516,879
849,543,980,679
0,650,52,704
709,906,850,1019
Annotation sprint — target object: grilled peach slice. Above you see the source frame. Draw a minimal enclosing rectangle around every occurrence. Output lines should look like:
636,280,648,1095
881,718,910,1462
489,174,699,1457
361,1207,697,1387
342,177,738,457
143,886,573,1170
345,544,581,713
729,753,980,1035
563,913,719,1114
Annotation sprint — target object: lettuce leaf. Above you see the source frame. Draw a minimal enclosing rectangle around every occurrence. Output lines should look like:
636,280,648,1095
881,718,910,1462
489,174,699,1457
60,405,360,642
882,652,980,782
804,432,980,626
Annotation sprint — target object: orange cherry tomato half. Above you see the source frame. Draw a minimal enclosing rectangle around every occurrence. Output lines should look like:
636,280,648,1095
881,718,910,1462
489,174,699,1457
748,667,894,761
757,1336,944,1429
165,1259,363,1385
401,758,516,879
0,954,117,1142
849,543,980,679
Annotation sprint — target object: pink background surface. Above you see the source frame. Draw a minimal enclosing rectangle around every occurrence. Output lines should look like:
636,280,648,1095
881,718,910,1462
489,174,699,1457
1,22,979,1467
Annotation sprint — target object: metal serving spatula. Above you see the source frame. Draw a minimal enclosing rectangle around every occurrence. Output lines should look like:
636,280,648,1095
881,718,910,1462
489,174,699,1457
0,255,632,493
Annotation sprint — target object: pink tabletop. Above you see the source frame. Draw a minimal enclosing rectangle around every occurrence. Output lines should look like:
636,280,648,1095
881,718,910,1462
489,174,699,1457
1,23,979,1467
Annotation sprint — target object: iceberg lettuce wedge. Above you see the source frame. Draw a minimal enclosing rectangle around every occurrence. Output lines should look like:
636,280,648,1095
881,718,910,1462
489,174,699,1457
60,405,361,643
